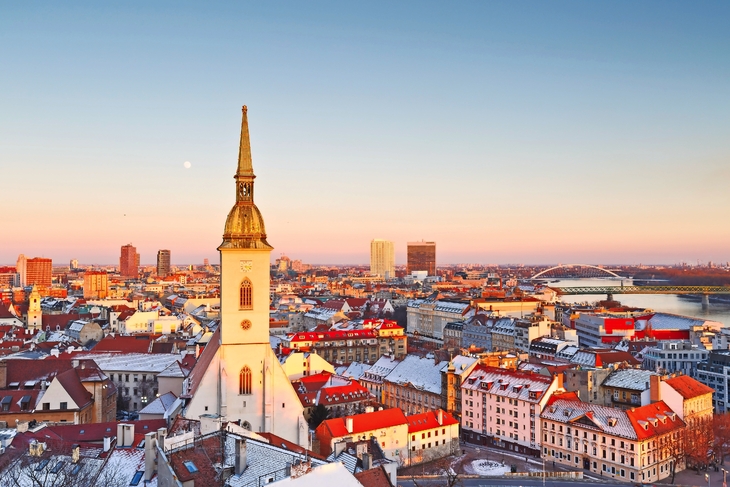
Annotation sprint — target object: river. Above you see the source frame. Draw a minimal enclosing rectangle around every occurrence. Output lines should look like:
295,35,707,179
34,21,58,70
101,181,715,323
547,278,730,328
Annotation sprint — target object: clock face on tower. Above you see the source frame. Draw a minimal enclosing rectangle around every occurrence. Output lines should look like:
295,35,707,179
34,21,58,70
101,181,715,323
240,260,253,272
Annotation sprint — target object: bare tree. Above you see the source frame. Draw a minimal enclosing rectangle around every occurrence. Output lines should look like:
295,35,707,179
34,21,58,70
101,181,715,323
714,412,730,465
410,457,461,487
686,416,714,471
661,428,686,483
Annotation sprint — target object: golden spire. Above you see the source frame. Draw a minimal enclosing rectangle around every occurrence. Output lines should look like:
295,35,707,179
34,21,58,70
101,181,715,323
237,105,254,177
220,105,273,250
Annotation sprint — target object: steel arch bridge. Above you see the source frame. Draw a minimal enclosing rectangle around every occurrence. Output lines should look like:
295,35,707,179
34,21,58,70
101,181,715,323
531,264,622,279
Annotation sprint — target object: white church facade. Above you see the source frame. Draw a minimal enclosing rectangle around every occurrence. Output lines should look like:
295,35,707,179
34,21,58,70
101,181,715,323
181,106,308,446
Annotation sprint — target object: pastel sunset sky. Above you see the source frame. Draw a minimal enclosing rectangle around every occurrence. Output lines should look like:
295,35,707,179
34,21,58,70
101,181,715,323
2,2,729,266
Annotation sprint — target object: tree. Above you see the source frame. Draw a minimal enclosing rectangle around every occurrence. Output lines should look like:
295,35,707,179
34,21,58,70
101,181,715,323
410,457,461,487
308,404,330,430
714,413,730,465
686,416,714,471
661,428,687,483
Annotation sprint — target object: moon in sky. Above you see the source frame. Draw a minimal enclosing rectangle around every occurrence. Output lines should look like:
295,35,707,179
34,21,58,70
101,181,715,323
183,161,192,169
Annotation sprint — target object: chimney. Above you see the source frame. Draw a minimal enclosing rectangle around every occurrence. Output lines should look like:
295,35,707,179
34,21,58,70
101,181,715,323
437,409,444,426
650,374,661,403
103,437,111,452
0,360,6,389
334,440,347,457
235,438,247,475
345,417,353,434
157,428,167,451
144,432,157,481
117,423,134,447
361,452,371,471
72,444,80,464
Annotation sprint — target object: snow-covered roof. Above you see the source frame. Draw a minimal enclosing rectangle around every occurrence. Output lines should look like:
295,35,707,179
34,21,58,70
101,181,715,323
361,355,399,382
383,355,447,394
74,352,182,373
602,368,656,391
139,392,178,415
462,365,553,403
541,398,637,440
644,312,723,331
339,362,370,381
439,355,477,375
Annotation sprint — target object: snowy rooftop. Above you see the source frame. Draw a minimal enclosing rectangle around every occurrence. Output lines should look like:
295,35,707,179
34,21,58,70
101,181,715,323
139,392,178,415
384,355,448,394
462,366,552,402
541,398,637,440
602,368,656,391
644,312,723,331
340,362,371,381
361,355,399,381
440,355,477,374
74,352,182,373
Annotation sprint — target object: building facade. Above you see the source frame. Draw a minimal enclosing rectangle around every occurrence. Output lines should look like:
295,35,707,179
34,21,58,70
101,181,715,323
157,249,171,277
370,239,395,279
406,241,436,276
83,270,109,299
120,244,139,278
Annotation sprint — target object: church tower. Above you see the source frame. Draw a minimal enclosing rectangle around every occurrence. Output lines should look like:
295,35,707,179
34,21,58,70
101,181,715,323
26,285,42,330
183,107,307,446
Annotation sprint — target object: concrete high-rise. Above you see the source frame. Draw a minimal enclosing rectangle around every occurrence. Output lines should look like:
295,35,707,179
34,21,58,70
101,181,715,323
83,271,109,299
20,257,52,288
407,241,436,276
120,244,139,278
370,239,395,279
157,249,171,277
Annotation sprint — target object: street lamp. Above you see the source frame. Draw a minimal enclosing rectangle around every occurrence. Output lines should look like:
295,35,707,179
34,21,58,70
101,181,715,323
707,472,711,487
722,468,727,487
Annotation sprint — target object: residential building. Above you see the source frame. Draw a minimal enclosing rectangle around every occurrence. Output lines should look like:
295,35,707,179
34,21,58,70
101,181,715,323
407,299,471,339
382,355,448,414
359,355,399,403
658,374,713,427
25,257,52,288
283,326,407,365
441,355,479,419
643,341,709,375
514,315,553,352
83,270,109,299
443,321,463,350
460,365,563,455
406,241,436,276
407,409,460,466
541,397,685,483
157,249,171,277
599,368,657,409
292,371,373,420
693,350,730,412
119,244,139,278
315,408,409,461
370,239,395,279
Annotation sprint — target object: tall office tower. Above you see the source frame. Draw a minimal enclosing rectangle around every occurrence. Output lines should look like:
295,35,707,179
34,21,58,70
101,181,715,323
83,271,109,299
120,244,139,278
370,239,395,278
0,267,20,287
406,241,436,275
70,259,79,270
16,254,27,287
157,249,171,277
26,258,52,287
182,106,307,446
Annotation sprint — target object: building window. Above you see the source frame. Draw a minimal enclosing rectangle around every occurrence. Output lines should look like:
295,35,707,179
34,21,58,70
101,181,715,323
60,402,67,410
239,366,252,395
240,278,253,310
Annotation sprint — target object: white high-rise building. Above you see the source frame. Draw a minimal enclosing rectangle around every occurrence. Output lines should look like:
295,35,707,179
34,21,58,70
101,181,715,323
182,107,307,446
370,239,395,279
16,254,27,287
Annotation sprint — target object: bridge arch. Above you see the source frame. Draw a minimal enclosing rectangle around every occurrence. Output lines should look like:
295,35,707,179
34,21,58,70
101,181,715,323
531,264,622,279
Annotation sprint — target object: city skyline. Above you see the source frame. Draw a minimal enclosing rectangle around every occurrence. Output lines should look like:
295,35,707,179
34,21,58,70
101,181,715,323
2,2,729,265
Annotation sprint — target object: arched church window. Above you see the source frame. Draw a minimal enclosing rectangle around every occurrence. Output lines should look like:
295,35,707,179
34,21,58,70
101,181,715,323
239,366,252,395
240,278,253,310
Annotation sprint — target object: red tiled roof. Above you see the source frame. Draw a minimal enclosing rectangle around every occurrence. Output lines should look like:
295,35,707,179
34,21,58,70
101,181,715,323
320,408,408,438
0,389,41,413
546,390,581,406
92,334,156,353
288,329,377,343
55,368,93,409
0,302,16,319
663,375,714,399
354,466,394,487
42,313,81,329
5,358,108,384
407,410,459,433
627,400,685,440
